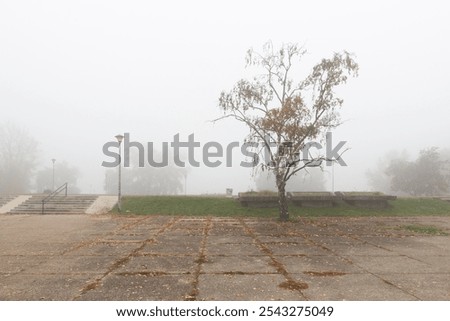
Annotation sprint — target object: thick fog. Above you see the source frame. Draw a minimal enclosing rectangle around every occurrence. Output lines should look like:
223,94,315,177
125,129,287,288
1,1,449,195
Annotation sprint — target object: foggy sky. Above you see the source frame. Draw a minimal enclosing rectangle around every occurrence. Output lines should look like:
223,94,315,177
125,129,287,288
1,0,449,194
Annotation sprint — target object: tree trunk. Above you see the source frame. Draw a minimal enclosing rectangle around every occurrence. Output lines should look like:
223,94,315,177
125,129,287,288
276,174,289,221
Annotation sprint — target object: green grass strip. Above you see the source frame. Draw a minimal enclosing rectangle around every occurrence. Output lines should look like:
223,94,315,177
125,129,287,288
114,196,450,218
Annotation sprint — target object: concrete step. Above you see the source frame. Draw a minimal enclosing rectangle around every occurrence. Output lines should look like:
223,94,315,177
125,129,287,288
8,195,100,215
0,195,18,207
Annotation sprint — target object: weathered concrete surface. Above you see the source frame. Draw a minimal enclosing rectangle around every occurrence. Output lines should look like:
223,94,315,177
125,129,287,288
0,195,32,214
85,196,117,214
0,214,449,300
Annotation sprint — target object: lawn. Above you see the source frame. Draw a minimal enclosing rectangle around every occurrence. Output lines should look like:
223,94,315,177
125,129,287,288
401,224,448,236
115,196,450,218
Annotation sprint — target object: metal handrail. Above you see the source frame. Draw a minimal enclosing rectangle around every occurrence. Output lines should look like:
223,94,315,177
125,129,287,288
42,182,68,214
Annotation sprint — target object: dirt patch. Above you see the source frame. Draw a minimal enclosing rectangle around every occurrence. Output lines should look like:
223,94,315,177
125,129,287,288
194,255,207,265
279,280,309,291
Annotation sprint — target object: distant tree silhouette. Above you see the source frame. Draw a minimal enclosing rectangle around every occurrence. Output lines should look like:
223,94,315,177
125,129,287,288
366,150,409,194
34,161,81,194
0,123,38,194
386,147,449,196
104,150,183,195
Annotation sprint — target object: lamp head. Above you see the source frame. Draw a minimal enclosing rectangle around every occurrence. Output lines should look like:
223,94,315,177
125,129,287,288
115,134,124,144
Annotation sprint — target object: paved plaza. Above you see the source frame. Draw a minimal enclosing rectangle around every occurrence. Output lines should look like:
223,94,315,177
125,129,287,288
0,214,449,300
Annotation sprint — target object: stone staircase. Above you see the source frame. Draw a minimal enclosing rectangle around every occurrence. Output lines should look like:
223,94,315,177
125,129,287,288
8,195,99,215
0,195,17,207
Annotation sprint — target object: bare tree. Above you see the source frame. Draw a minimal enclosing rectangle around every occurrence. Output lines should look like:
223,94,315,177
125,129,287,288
217,42,358,221
0,123,39,194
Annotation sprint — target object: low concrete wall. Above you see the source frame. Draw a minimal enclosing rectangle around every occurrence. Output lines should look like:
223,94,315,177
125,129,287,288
0,195,32,214
85,196,117,214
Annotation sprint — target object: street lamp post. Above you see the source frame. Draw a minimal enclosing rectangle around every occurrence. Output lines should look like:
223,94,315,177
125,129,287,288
331,160,335,193
115,134,124,212
51,159,56,191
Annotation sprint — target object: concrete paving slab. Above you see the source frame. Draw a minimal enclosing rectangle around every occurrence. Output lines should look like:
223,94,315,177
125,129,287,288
156,235,204,244
294,273,418,300
278,255,365,274
263,242,329,256
98,234,148,242
413,237,450,253
140,240,201,256
346,255,441,274
116,255,197,274
243,221,290,236
0,241,75,256
208,235,254,244
78,274,194,300
205,242,262,256
379,273,450,300
411,256,450,273
0,214,449,300
208,227,246,236
381,239,448,257
67,242,142,256
0,273,99,300
323,242,397,256
163,228,204,236
0,255,52,273
30,255,117,274
35,240,92,253
197,274,304,300
203,256,276,274
258,236,308,243
171,221,206,230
